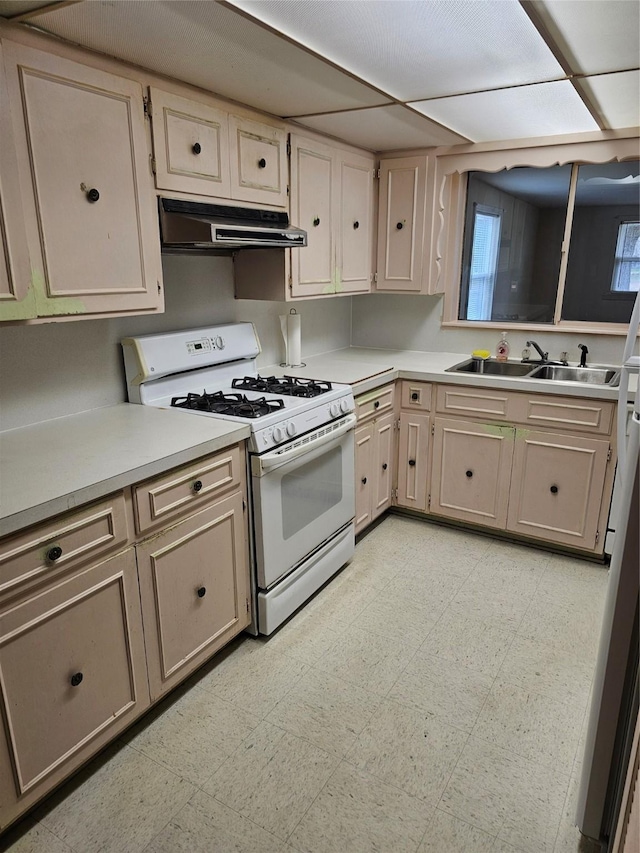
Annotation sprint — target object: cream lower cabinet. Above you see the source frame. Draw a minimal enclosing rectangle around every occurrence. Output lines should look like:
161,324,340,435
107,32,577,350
354,384,395,535
396,380,433,512
136,490,249,700
0,547,149,829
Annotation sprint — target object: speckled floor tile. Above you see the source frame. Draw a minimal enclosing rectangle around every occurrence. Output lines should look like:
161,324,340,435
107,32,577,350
472,678,583,769
553,763,602,853
482,541,552,575
388,650,494,732
497,635,594,709
124,689,260,785
351,588,444,646
203,721,338,840
385,559,468,610
440,736,569,852
144,789,283,853
421,608,515,677
517,593,604,663
198,644,309,718
421,525,492,560
315,624,418,695
289,760,432,853
347,697,468,804
265,668,381,758
304,574,379,626
0,819,73,853
35,743,195,853
261,604,351,666
345,547,406,589
537,557,609,608
417,809,496,853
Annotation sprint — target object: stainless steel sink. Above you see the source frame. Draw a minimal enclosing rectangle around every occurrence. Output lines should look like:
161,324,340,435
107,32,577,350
445,358,537,377
528,364,620,386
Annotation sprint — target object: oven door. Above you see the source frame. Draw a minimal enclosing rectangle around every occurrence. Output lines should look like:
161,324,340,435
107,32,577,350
251,414,356,590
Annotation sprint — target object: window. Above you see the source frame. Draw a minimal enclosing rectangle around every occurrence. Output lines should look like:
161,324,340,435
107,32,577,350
466,205,501,320
611,222,640,293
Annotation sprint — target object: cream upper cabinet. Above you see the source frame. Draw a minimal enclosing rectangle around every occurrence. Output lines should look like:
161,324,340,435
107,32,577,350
2,41,162,319
229,115,287,207
338,150,374,294
0,41,34,321
149,87,230,198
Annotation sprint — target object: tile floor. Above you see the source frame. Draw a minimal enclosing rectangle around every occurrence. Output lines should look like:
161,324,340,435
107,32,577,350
2,515,608,853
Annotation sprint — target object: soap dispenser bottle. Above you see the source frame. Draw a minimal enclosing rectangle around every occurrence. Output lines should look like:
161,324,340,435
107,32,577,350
496,331,510,362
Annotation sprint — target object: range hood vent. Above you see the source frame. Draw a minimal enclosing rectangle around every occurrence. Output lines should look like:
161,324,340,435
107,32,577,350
159,198,307,251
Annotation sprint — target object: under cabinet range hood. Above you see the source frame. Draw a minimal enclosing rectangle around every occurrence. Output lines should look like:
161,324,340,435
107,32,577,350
159,198,307,251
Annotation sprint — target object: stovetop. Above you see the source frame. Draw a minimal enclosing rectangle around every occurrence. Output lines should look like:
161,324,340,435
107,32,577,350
171,390,286,419
231,375,333,398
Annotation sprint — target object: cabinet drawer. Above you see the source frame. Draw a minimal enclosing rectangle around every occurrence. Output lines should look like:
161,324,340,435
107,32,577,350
0,493,130,597
134,444,242,535
511,394,614,436
355,384,395,423
436,384,511,420
0,548,148,802
400,380,432,411
136,491,250,699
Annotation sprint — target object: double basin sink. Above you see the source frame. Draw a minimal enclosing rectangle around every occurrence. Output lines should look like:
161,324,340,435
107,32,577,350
446,358,620,387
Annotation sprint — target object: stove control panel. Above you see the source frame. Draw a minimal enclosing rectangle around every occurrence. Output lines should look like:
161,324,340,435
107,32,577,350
251,392,355,452
186,335,225,356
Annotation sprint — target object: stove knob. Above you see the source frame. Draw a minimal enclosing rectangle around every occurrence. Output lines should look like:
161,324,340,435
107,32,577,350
272,426,284,444
215,335,225,350
286,422,297,437
339,398,350,413
330,402,340,418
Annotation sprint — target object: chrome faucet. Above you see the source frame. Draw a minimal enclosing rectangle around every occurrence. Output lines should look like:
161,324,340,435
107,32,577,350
578,344,589,367
524,340,548,363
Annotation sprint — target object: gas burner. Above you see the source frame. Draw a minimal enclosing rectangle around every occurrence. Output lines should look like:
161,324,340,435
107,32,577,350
232,375,332,398
171,391,285,418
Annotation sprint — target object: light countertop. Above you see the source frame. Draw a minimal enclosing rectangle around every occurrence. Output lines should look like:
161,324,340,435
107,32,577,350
0,404,250,537
262,347,634,400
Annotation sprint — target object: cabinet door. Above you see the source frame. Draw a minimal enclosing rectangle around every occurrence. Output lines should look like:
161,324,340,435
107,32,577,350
338,151,373,294
0,42,34,322
376,156,427,292
355,422,374,534
430,418,514,528
507,430,610,551
2,42,162,318
149,87,230,198
229,115,287,207
372,413,394,521
137,491,250,700
290,135,335,298
0,548,149,825
397,412,430,512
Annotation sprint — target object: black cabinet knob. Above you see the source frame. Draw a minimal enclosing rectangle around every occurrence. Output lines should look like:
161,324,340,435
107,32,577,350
466,470,473,478
374,400,380,409
197,586,207,598
411,392,419,401
192,142,202,154
70,672,83,687
47,546,63,562
353,221,360,230
361,477,367,484
396,221,404,230
258,158,266,168
86,188,100,203
550,485,558,494
382,463,388,470
408,459,416,467
313,217,320,227
193,480,203,493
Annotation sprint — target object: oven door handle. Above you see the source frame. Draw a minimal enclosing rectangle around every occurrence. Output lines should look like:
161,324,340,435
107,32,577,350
258,413,357,471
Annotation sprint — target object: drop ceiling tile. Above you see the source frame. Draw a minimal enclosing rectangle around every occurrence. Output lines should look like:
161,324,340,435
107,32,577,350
580,71,640,129
0,1,55,17
410,81,599,143
29,0,390,117
230,0,565,101
293,105,467,152
534,0,640,75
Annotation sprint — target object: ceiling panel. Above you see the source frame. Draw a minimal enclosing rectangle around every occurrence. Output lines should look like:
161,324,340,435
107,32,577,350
534,0,640,75
0,1,59,17
411,81,599,143
293,105,467,152
29,0,390,117
580,71,640,130
230,0,565,101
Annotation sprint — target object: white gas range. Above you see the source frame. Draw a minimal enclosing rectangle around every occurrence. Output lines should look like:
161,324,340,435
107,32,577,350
122,322,356,635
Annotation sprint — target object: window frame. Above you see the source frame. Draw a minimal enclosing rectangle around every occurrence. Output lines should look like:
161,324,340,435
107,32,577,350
438,135,639,335
610,220,640,294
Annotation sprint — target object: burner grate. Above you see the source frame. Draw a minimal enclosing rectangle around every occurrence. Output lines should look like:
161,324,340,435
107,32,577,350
171,390,285,418
231,375,332,398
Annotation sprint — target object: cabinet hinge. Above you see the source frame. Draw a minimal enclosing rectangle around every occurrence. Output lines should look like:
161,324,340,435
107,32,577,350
595,529,600,543
607,446,612,462
286,139,291,157
242,499,246,512
374,168,380,179
287,184,290,196
428,494,431,509
393,488,398,499
143,96,152,118
150,156,157,175
431,423,435,436
373,272,378,284
288,272,293,291
246,598,250,613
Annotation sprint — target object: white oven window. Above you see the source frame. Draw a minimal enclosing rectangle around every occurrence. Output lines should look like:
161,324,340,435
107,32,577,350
281,446,343,540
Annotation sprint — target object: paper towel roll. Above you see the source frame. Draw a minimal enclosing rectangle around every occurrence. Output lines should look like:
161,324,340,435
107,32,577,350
280,310,303,367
